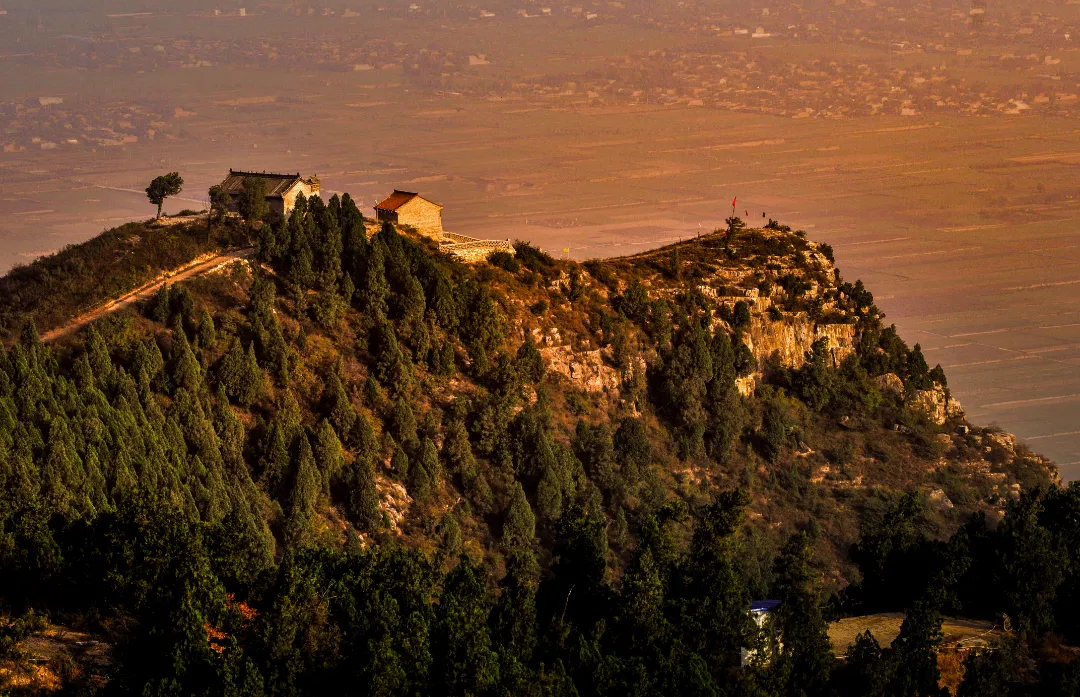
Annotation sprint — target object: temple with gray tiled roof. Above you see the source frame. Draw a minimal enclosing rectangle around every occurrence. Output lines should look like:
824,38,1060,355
219,170,321,218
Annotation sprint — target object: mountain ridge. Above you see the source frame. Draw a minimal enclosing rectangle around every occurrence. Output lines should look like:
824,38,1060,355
0,197,1064,695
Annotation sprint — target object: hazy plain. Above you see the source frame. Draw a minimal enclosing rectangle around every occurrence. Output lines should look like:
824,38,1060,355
3,6,1080,477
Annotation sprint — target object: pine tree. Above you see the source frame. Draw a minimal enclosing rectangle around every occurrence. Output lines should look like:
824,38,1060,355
889,597,947,697
343,414,381,532
391,447,410,482
502,481,536,549
216,338,265,407
86,325,114,386
407,437,440,503
770,532,833,697
906,343,932,390
151,283,171,324
237,175,269,224
285,436,319,548
492,546,540,693
677,490,753,680
196,310,217,351
170,326,203,395
431,556,500,696
371,322,411,392
516,337,545,384
613,416,651,484
312,419,343,501
536,465,563,523
364,239,391,321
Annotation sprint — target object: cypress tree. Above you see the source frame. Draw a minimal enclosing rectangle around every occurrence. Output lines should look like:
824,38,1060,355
285,436,319,548
771,532,834,697
364,239,390,321
431,556,501,696
343,413,381,532
312,419,342,500
391,447,410,482
502,481,536,549
170,327,203,395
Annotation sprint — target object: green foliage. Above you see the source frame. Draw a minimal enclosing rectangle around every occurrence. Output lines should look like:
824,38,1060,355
512,240,556,275
216,338,265,407
906,343,932,390
311,289,347,331
208,184,231,224
502,481,536,549
613,416,651,483
237,175,269,224
759,397,790,464
407,437,440,503
0,199,1068,697
432,556,501,695
770,533,833,697
616,279,650,323
146,172,184,219
341,414,381,532
488,250,520,273
516,337,545,384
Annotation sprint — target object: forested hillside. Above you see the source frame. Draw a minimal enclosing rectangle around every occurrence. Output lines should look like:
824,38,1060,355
0,194,1076,696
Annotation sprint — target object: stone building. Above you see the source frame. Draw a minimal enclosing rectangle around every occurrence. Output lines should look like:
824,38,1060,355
374,190,444,238
373,189,514,262
218,170,321,218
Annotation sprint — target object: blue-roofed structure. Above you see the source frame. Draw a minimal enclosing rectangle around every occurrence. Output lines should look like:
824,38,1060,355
750,600,781,613
742,600,782,667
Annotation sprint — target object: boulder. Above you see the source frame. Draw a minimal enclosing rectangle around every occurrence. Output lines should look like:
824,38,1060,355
908,383,964,426
876,373,904,397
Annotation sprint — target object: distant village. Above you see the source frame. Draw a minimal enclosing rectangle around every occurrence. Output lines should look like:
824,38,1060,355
2,0,1080,153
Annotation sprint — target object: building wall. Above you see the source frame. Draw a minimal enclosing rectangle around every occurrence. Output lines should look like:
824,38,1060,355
395,198,444,238
376,209,399,225
225,178,320,218
283,181,319,216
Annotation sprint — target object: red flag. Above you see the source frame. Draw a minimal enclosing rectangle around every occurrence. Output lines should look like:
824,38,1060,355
732,196,737,208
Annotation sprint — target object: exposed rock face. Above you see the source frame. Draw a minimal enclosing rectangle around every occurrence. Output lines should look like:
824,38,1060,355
540,346,637,392
907,383,964,426
927,487,955,510
736,375,756,398
745,315,856,368
537,314,856,396
876,373,904,397
376,476,411,533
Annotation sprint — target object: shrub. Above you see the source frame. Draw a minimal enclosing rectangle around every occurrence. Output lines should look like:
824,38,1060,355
779,273,812,296
825,436,858,466
615,279,650,323
488,251,519,273
584,260,618,291
311,290,347,331
513,240,556,273
733,300,751,330
565,391,590,416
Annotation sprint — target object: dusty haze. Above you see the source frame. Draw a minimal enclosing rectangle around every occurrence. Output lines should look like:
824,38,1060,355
3,0,1080,477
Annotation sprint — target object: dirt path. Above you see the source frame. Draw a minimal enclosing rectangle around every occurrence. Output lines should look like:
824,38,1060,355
42,248,254,343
